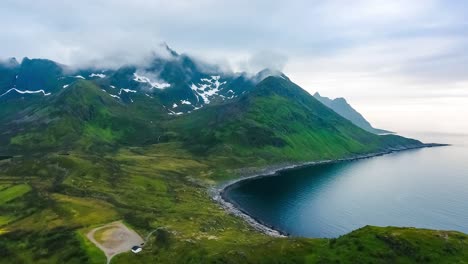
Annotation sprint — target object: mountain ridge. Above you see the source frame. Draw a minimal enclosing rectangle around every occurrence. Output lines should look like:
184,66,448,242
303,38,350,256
0,47,420,158
313,92,393,134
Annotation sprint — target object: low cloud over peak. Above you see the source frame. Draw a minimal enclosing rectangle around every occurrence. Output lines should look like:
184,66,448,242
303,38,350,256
2,0,468,132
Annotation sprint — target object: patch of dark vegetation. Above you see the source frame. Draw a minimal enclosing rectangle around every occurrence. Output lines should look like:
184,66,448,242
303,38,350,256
0,228,90,264
154,228,172,248
376,233,418,256
123,211,151,230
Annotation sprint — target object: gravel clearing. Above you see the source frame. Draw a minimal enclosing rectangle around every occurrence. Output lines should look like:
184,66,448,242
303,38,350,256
87,221,144,264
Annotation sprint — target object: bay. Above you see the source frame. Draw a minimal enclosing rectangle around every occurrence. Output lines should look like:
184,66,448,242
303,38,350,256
225,132,468,238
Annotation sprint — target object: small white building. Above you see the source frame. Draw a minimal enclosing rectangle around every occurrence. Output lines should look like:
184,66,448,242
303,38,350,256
131,246,142,253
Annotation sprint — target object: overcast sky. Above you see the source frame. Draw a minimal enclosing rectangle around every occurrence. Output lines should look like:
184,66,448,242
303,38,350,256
2,0,467,134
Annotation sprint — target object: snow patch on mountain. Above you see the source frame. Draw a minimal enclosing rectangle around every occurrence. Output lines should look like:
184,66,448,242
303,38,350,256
133,72,170,89
226,90,236,99
74,75,85,79
190,75,226,104
89,73,106,78
168,111,184,116
63,84,69,89
181,100,191,105
100,89,121,100
118,88,137,95
0,88,51,97
166,107,184,116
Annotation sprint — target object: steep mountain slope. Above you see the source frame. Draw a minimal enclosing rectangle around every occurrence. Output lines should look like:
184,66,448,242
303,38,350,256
0,80,166,153
0,48,393,142
0,46,422,160
0,58,65,97
0,50,256,117
170,76,421,165
0,58,19,92
314,92,392,134
0,72,422,160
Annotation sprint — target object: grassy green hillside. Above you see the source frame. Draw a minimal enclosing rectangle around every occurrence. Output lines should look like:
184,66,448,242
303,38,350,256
0,150,466,264
0,76,466,263
1,80,167,153
1,77,421,160
170,76,421,167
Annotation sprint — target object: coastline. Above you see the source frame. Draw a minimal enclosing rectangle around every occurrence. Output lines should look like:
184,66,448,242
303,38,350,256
212,143,448,238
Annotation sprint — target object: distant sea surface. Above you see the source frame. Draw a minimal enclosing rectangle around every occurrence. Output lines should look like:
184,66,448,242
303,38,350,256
225,132,468,238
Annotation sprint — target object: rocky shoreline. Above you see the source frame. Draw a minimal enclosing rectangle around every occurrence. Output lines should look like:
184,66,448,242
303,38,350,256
212,143,447,237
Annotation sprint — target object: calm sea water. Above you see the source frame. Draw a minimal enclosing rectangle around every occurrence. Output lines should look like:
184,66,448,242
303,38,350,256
225,132,468,238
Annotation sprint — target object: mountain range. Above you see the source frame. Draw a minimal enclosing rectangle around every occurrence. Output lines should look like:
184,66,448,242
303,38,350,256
0,45,256,116
313,92,392,134
0,45,415,157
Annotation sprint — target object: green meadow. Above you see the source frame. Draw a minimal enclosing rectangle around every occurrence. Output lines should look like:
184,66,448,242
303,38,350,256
0,144,467,263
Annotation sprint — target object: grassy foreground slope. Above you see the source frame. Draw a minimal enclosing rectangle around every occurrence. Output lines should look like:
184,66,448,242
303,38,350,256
0,150,467,264
0,78,466,263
